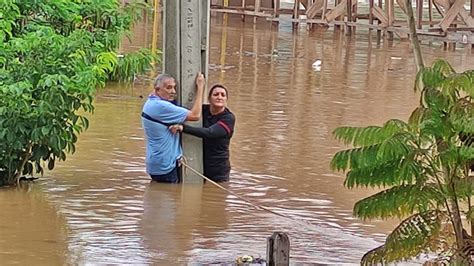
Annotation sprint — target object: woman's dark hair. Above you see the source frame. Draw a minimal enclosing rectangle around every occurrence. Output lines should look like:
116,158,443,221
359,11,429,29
208,84,229,99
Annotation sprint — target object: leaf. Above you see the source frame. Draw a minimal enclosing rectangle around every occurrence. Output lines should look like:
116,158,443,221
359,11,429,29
353,184,444,220
344,153,423,189
47,158,55,170
384,210,445,261
361,210,445,265
332,119,409,147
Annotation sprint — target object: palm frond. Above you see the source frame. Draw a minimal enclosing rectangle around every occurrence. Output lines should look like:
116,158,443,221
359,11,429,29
450,98,474,135
331,145,378,172
345,152,424,188
431,59,455,77
443,73,472,97
384,210,445,261
361,244,386,265
331,132,415,173
377,132,415,161
408,106,428,127
353,184,444,220
361,210,446,265
332,119,409,147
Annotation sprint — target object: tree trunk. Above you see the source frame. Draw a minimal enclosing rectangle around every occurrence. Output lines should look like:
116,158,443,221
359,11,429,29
405,0,424,71
446,168,470,263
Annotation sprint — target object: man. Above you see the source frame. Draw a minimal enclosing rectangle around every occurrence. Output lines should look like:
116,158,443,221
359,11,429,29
142,72,205,183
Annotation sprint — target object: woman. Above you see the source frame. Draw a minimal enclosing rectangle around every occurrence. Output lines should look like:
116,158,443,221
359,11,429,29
171,84,235,182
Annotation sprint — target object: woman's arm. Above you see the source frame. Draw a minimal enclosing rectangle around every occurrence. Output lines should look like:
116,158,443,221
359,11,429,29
182,123,228,139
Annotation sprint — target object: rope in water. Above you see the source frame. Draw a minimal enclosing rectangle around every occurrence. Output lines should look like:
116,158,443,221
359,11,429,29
180,160,318,230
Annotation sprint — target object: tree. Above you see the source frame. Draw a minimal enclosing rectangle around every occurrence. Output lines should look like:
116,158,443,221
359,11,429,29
0,0,157,186
331,59,474,264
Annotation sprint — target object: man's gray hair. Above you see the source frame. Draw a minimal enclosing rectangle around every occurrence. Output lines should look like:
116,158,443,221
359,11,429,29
153,73,174,89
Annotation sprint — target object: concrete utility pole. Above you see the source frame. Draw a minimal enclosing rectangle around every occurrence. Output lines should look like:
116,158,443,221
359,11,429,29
163,0,210,183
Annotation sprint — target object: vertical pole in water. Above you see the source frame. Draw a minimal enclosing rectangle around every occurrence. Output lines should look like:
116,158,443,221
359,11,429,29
242,0,247,21
266,232,290,266
151,0,160,62
293,0,300,28
387,0,394,40
163,0,210,183
471,0,474,49
417,0,423,29
428,0,433,27
346,0,353,35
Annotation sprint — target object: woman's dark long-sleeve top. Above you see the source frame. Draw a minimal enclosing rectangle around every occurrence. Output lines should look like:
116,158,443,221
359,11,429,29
182,105,235,182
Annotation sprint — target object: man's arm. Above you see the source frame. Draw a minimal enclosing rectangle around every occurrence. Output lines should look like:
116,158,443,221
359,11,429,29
186,72,205,121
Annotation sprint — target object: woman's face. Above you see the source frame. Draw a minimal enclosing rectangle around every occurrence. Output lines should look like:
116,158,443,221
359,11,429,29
209,87,227,108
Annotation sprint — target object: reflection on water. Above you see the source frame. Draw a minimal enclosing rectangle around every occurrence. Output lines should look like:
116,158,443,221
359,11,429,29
1,14,474,264
0,186,68,265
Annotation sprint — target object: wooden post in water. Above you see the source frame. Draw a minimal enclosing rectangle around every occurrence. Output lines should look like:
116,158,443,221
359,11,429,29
254,0,262,23
387,0,395,40
163,0,210,183
266,232,290,266
472,0,474,49
417,0,423,29
346,0,353,34
293,0,300,28
273,0,280,20
428,0,433,27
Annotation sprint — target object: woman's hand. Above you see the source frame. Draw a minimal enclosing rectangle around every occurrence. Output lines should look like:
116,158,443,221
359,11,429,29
195,72,205,89
169,124,183,134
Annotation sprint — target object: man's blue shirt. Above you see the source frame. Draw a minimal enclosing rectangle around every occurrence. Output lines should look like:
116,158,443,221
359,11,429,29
142,95,188,175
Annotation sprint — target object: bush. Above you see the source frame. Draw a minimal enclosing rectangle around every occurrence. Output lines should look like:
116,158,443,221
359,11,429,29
0,0,157,185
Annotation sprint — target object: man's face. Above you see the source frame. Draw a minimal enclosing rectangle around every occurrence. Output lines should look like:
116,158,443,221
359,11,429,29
156,78,176,101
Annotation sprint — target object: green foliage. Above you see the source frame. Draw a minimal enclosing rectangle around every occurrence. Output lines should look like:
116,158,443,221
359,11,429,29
362,210,446,265
0,0,157,186
331,59,474,264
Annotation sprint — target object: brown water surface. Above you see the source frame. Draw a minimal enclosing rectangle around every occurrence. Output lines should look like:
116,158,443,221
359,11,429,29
2,15,474,264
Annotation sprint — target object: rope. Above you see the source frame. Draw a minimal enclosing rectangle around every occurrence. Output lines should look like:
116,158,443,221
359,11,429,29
180,161,318,230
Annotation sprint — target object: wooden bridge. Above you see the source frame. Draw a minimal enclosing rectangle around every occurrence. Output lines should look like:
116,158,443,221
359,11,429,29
210,0,474,46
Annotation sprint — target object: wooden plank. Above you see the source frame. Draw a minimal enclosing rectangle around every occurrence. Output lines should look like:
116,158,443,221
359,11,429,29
325,0,347,22
369,0,374,23
273,0,280,18
433,0,474,27
417,0,423,29
433,0,449,10
396,0,407,13
439,0,467,31
472,0,474,18
388,0,394,26
322,0,328,20
446,26,474,31
347,0,353,22
458,9,474,27
306,0,325,19
254,0,261,23
293,0,300,19
429,0,433,26
262,16,472,44
372,5,389,26
346,0,353,33
212,8,273,17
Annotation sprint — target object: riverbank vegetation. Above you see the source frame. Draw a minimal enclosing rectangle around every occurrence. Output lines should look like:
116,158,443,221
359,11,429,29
331,59,473,264
0,0,157,186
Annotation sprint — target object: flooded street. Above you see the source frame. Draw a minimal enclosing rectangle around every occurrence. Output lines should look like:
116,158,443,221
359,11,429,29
1,14,474,264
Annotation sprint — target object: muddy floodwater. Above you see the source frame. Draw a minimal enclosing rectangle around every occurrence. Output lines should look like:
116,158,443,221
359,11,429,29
1,14,473,265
